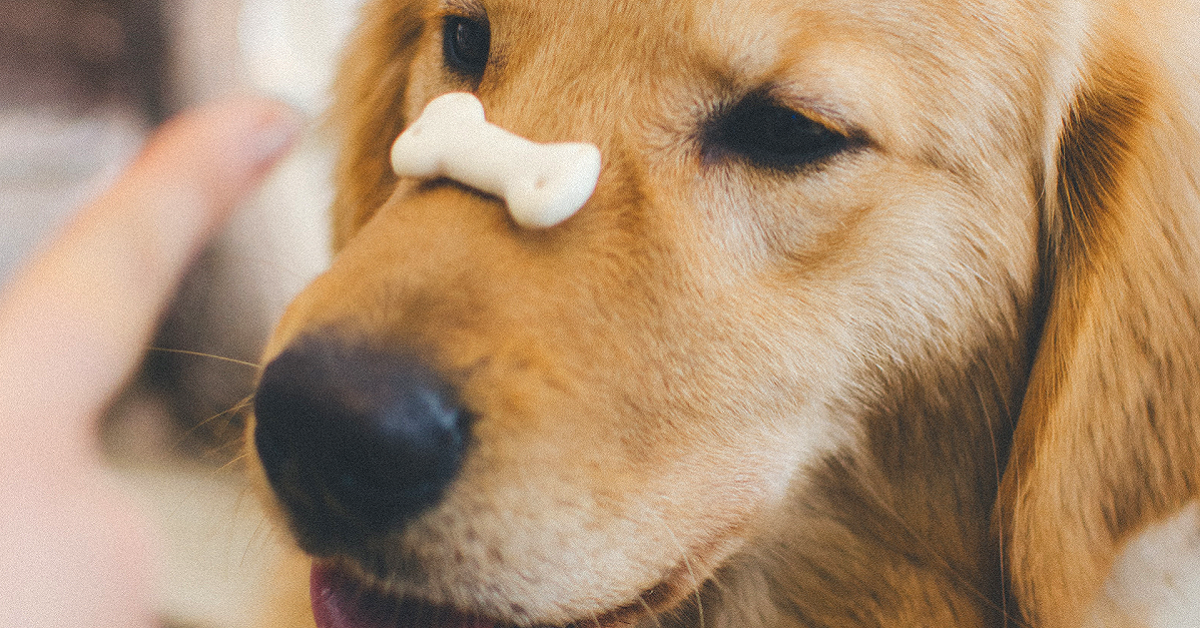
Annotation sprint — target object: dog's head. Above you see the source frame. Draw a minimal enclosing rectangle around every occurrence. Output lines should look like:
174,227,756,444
247,1,1200,626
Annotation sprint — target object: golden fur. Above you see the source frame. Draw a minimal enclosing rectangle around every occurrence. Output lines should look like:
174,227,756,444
249,0,1200,626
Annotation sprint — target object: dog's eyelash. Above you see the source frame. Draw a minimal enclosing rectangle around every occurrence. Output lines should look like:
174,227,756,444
704,96,855,171
442,15,491,78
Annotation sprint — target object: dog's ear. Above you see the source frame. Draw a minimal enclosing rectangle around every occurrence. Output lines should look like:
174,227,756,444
328,0,426,250
998,39,1200,626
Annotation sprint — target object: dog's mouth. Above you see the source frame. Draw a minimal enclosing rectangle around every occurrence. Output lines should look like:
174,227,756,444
310,561,690,628
311,564,499,628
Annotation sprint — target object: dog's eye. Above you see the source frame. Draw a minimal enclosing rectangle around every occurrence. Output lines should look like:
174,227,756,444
706,97,852,171
443,16,490,77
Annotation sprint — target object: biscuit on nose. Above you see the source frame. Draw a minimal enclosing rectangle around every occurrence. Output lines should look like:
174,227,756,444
390,92,602,228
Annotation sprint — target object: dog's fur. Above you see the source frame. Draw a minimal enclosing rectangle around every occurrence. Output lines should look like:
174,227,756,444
249,0,1200,626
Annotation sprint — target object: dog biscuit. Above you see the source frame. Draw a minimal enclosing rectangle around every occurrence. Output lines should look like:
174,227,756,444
390,92,602,228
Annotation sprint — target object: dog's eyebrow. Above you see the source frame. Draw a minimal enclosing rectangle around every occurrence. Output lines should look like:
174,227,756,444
697,2,788,82
440,0,485,17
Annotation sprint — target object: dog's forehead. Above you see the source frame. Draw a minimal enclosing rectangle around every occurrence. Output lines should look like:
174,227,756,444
466,0,1035,59
461,0,1045,114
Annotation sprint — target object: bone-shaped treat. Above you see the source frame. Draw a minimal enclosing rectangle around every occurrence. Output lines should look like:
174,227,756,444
390,92,602,229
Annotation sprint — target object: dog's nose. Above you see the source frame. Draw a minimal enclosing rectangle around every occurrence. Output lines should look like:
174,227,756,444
253,336,469,543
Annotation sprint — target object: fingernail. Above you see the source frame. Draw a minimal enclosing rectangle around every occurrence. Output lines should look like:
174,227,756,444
248,101,305,166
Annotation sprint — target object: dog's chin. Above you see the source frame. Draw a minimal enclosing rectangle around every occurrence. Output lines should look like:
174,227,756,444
310,562,681,628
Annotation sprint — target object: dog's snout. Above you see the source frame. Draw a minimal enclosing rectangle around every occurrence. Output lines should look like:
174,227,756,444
253,336,469,544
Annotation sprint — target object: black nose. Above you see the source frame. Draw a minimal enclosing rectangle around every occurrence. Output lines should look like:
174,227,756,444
253,336,469,547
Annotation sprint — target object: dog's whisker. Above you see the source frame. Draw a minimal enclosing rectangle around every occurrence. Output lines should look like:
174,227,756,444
637,592,666,628
237,513,276,570
661,522,705,628
231,483,258,530
972,354,1029,628
147,346,263,369
975,384,1011,628
173,394,253,445
149,394,253,468
212,451,250,477
846,463,1029,628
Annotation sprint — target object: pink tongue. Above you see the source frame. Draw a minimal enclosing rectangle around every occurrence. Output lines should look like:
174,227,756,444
311,563,499,628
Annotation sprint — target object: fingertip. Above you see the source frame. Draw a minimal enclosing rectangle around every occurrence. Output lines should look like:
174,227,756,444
95,95,307,268
138,96,305,205
219,95,307,175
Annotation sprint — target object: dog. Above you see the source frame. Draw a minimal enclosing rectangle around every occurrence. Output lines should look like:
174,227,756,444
245,0,1200,626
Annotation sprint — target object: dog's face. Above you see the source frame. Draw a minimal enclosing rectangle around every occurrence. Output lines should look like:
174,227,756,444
249,0,1200,626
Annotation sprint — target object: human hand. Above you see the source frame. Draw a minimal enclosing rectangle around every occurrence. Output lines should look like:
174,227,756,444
0,97,301,627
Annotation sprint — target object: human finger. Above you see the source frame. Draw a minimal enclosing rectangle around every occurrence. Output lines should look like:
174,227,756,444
0,97,302,455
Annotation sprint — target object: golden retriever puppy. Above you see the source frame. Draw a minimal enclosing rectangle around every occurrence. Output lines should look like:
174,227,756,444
246,0,1200,626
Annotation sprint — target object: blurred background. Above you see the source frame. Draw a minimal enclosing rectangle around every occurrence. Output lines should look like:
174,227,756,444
1,0,363,625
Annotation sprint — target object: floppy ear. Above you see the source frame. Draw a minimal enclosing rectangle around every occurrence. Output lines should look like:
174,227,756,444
998,40,1200,627
329,0,427,250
